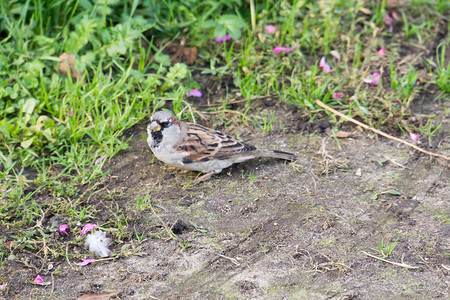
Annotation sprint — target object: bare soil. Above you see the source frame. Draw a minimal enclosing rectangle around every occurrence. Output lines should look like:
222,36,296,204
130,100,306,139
2,102,448,299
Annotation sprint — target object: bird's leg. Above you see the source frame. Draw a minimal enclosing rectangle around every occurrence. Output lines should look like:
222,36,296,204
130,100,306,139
191,171,215,184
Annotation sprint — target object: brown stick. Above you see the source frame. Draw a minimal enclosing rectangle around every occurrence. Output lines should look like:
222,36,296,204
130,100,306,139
315,100,450,161
361,251,418,269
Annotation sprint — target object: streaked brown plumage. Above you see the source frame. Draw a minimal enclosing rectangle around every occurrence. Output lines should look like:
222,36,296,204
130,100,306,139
147,111,295,182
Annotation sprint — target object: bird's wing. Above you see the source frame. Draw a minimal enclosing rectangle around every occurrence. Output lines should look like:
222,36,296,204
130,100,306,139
175,123,256,163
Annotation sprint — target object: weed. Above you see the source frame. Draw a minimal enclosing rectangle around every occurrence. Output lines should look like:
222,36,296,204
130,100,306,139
136,189,152,211
242,171,257,183
261,112,278,134
374,237,399,259
426,43,450,93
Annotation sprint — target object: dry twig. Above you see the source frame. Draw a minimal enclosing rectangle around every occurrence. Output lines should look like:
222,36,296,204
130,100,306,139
361,251,418,269
316,100,450,161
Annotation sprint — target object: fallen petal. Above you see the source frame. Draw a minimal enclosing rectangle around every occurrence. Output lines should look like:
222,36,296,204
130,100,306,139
59,224,69,235
409,132,419,141
284,46,296,53
385,14,393,26
273,47,286,53
378,49,385,56
33,275,43,284
332,92,344,99
79,223,97,238
319,56,326,68
0,283,6,290
69,106,73,117
385,14,394,32
265,24,277,34
371,72,380,84
215,34,231,43
187,89,202,98
94,154,107,166
74,259,96,266
273,46,295,53
364,72,381,86
323,63,331,73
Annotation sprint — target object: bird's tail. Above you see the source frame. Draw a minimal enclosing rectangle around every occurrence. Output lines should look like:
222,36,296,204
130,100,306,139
257,149,296,161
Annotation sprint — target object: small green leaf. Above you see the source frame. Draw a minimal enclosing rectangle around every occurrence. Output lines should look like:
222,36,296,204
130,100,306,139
154,53,171,66
370,194,378,200
23,76,39,89
22,98,37,114
21,137,34,149
382,189,402,196
213,24,227,39
217,14,245,40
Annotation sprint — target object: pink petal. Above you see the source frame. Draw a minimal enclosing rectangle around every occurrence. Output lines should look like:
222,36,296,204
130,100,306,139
273,47,286,53
323,63,331,73
409,132,419,141
364,72,381,86
59,224,69,235
7,241,12,246
332,92,344,99
187,89,202,98
378,49,385,56
0,283,6,290
33,275,43,283
69,106,73,117
371,72,380,84
385,14,393,25
284,46,296,53
273,46,295,53
79,223,97,238
319,56,326,68
215,34,231,43
94,154,107,165
265,24,277,34
74,259,96,266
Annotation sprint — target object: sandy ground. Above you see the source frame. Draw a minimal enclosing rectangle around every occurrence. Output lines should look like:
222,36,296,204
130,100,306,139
3,103,448,300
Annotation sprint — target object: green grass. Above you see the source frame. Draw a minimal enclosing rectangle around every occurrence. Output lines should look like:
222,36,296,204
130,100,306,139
373,237,399,259
0,0,448,277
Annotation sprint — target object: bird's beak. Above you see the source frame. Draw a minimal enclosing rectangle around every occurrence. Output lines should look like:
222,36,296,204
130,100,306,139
149,121,161,132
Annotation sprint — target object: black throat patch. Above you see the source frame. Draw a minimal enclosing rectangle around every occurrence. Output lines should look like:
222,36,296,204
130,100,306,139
151,130,163,147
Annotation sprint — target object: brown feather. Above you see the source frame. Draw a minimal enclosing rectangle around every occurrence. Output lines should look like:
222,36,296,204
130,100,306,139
176,123,257,163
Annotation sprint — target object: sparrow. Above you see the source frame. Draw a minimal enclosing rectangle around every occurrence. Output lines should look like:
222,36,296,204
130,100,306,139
147,111,296,183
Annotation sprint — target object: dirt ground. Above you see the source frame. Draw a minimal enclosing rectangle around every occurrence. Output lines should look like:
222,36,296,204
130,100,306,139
2,101,448,299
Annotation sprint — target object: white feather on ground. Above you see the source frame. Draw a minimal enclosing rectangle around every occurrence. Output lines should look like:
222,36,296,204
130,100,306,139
84,231,111,257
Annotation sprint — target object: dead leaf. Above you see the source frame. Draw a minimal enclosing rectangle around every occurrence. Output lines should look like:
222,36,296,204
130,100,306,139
77,291,119,300
359,7,372,15
330,50,341,61
59,53,83,79
325,128,358,138
165,38,198,65
334,130,358,138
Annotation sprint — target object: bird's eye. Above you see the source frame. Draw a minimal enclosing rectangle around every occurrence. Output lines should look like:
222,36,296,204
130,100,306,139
160,121,171,128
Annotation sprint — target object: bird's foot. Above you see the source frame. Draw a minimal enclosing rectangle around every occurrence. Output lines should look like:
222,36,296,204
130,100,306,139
187,171,214,185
